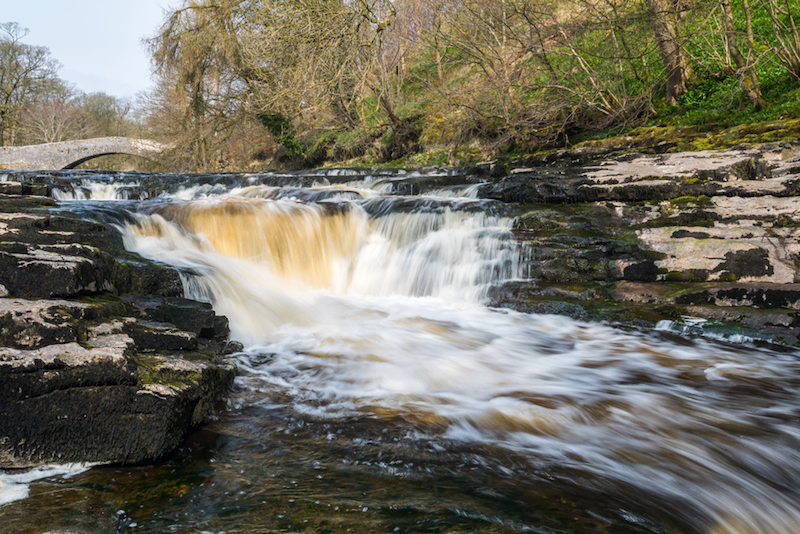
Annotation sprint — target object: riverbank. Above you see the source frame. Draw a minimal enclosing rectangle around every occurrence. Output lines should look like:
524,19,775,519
258,117,800,172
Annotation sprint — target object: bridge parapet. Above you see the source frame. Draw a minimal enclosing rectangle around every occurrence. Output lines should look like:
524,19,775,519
0,137,170,170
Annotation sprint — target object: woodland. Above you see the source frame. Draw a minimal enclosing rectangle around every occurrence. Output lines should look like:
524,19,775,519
2,0,800,171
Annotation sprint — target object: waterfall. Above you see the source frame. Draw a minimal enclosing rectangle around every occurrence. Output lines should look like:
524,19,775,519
122,188,521,342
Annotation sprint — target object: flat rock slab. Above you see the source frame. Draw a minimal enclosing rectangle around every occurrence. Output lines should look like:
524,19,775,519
583,149,772,182
122,319,198,351
0,243,116,299
0,298,92,349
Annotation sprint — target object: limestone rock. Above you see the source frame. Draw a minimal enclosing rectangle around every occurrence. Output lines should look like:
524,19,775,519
0,185,237,469
0,322,235,468
0,243,116,299
0,298,92,349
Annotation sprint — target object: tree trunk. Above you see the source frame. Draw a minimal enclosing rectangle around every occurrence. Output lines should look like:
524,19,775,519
645,0,690,105
729,0,764,109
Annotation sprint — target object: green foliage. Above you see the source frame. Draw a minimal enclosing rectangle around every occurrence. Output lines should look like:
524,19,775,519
257,111,302,158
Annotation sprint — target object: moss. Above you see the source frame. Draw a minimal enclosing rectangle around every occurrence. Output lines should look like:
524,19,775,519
132,352,205,390
772,215,800,228
613,231,640,246
78,292,123,304
516,210,564,231
642,249,668,261
670,195,712,207
663,270,711,282
716,272,740,282
638,213,715,228
569,119,800,158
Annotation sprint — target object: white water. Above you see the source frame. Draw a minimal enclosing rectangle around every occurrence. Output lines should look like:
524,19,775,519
118,187,800,534
52,179,145,200
0,464,91,506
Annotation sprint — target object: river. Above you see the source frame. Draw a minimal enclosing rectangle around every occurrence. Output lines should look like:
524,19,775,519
2,169,800,534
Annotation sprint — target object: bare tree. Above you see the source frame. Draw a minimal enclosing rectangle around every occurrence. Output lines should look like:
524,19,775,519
75,92,133,137
146,0,250,171
0,22,65,145
760,0,800,80
19,98,88,143
416,0,657,149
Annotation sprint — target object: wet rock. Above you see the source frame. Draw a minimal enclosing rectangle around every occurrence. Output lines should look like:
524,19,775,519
0,323,235,468
122,319,198,351
123,296,220,338
515,300,588,319
674,283,800,310
113,260,183,298
0,182,22,195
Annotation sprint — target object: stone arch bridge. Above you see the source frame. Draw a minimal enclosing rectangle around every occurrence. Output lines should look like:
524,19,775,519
0,137,170,170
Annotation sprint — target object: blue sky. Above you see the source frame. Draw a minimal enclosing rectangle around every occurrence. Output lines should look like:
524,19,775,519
3,0,170,99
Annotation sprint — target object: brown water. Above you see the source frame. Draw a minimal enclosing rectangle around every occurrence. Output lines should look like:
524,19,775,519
2,174,800,534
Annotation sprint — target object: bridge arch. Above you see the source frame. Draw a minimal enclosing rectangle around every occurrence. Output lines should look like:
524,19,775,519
0,137,170,170
62,151,151,169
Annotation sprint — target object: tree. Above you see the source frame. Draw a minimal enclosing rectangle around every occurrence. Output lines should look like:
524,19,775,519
761,0,800,80
721,0,764,109
416,0,657,149
241,0,399,129
19,92,135,144
0,22,65,145
75,92,133,137
645,0,691,105
19,97,87,143
146,0,250,171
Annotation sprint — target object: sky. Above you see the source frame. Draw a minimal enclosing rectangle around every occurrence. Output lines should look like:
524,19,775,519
3,0,173,99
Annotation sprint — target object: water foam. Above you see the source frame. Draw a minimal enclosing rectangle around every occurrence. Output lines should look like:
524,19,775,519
0,464,91,506
52,179,145,201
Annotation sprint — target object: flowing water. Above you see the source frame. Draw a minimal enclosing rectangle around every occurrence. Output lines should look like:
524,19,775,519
2,170,800,534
